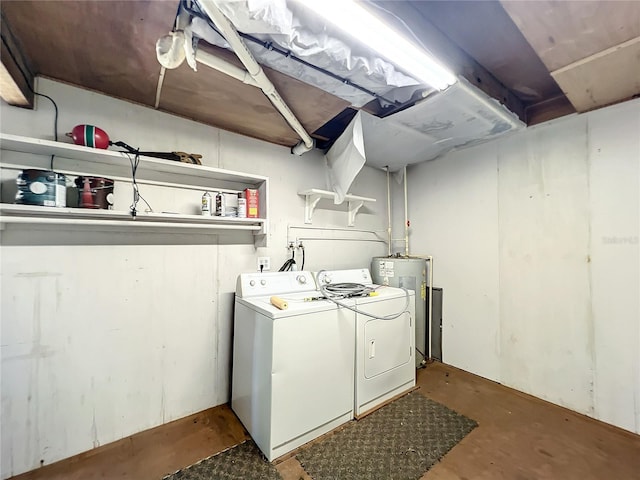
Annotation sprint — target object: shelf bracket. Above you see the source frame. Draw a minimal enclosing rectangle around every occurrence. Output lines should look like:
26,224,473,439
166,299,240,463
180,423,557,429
304,193,323,224
347,200,365,227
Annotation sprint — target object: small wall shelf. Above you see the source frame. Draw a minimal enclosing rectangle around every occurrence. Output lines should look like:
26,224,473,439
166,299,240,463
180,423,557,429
0,133,269,242
298,189,375,226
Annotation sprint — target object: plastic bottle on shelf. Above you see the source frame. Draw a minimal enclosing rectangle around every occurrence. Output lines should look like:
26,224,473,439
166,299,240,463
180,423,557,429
201,191,212,216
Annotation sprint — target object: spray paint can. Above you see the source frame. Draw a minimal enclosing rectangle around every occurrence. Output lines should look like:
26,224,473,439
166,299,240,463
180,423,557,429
237,192,247,218
201,191,212,216
215,192,224,216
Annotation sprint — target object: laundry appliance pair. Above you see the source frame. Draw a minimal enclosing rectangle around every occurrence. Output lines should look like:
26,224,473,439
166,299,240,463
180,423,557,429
232,269,415,461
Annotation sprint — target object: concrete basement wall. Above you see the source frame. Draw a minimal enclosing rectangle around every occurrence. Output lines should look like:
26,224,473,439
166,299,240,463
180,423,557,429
0,79,389,478
406,98,640,434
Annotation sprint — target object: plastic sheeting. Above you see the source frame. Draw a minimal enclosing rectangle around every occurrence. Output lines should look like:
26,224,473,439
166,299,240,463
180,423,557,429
360,77,525,171
187,0,424,107
322,77,525,197
324,111,366,204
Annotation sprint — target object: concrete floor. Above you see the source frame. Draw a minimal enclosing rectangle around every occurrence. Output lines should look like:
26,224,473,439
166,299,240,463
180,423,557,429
11,363,640,480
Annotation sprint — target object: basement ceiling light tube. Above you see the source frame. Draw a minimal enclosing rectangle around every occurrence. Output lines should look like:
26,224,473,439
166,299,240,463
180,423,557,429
297,0,457,91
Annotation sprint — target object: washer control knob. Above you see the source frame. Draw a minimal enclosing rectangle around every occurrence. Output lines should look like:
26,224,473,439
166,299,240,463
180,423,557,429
249,280,256,287
323,275,332,284
260,279,267,286
297,275,307,284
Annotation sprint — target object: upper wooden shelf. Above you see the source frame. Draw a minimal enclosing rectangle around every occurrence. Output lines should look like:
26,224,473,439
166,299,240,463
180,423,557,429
0,133,269,241
0,133,267,189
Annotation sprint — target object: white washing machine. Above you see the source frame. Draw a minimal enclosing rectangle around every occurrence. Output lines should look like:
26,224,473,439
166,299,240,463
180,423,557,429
316,269,416,417
232,271,354,461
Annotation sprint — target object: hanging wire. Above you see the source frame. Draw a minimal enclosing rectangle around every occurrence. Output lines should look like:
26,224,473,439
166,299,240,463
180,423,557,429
123,151,153,217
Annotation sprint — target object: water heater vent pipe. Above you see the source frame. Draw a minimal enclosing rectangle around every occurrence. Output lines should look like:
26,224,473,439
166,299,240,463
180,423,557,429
404,165,409,257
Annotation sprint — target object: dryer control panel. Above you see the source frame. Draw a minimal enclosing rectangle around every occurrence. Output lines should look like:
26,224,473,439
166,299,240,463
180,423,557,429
316,269,372,286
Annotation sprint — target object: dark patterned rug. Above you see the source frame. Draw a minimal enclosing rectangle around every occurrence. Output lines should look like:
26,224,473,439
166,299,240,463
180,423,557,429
296,392,477,480
163,440,282,480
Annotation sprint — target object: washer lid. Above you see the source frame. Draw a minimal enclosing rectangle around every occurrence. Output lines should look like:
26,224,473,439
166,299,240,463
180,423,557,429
236,291,340,318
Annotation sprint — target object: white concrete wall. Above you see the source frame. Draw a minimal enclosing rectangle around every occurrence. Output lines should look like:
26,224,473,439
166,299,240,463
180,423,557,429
0,79,388,478
407,98,640,434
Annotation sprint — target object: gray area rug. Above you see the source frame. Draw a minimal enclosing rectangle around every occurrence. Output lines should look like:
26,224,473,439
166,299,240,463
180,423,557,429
296,392,477,480
163,440,282,480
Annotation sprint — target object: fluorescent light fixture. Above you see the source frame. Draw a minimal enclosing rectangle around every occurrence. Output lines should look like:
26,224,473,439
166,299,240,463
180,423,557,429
297,0,457,91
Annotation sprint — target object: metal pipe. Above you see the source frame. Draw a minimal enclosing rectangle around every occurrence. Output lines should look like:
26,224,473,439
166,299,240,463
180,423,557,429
403,165,409,257
198,0,314,153
386,166,392,256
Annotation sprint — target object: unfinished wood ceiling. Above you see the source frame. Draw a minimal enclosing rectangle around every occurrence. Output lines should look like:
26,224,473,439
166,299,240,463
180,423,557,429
501,0,640,113
1,1,639,150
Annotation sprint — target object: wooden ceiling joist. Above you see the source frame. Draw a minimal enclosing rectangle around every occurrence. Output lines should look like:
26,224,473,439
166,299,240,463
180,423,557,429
0,10,34,107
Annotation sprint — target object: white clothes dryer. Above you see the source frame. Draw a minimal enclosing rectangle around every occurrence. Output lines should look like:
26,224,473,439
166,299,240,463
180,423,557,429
316,269,416,417
232,271,354,461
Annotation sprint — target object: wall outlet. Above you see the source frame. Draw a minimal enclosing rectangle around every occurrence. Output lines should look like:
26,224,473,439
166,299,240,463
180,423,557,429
258,257,270,271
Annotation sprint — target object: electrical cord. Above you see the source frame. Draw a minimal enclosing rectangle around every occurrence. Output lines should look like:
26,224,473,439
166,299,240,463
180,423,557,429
316,270,411,320
300,244,305,271
30,89,58,170
123,151,153,217
2,19,59,168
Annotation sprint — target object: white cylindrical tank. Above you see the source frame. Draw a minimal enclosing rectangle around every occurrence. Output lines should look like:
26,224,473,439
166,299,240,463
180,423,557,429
371,257,428,367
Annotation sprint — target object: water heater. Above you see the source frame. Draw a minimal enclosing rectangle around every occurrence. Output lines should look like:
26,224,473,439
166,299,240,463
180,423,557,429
371,257,428,367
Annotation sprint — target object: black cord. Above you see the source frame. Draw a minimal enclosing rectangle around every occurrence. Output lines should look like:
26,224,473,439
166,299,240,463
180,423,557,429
33,92,58,142
31,91,58,170
300,245,305,271
2,16,59,147
278,248,296,271
124,151,153,217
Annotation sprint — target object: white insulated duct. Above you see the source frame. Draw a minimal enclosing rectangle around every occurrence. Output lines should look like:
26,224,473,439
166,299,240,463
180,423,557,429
198,0,314,154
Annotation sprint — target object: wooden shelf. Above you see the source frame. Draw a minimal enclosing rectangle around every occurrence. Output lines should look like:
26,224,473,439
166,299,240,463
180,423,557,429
0,133,269,240
298,188,375,226
0,204,265,234
0,133,267,187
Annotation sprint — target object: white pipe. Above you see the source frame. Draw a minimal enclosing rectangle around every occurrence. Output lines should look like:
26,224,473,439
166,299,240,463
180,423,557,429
403,165,409,257
294,236,386,244
154,66,166,108
386,166,392,257
426,255,433,360
195,50,259,87
198,0,315,153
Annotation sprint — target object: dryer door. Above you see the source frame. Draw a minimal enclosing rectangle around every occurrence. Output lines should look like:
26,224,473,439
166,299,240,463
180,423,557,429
355,293,416,416
363,308,411,378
